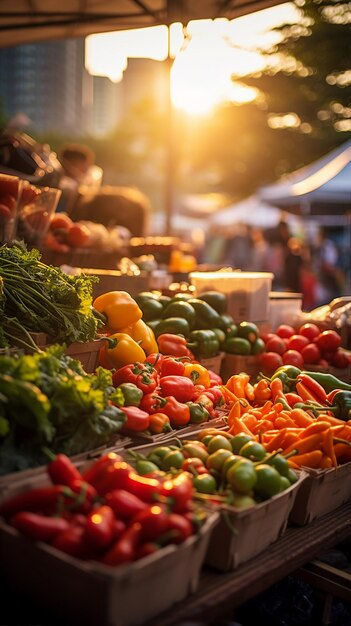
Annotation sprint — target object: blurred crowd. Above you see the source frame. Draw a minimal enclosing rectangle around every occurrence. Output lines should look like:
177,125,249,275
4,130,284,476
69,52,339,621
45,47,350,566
202,221,346,311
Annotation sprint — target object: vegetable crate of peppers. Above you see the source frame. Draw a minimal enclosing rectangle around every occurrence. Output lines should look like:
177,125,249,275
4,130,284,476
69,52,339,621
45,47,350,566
0,452,219,626
219,367,351,526
118,430,305,572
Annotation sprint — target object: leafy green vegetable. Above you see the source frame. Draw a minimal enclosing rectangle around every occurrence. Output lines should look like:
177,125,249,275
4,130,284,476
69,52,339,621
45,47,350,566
0,243,102,346
0,346,126,475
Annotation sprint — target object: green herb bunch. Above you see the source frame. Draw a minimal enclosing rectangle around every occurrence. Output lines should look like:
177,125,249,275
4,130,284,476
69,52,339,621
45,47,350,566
0,243,102,347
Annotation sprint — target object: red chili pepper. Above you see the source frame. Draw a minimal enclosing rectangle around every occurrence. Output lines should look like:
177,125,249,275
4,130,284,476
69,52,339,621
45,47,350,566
131,504,169,542
82,452,123,486
46,453,82,487
296,374,327,403
10,512,70,543
285,392,304,407
327,388,344,403
121,406,150,432
296,380,325,404
159,375,195,403
135,542,160,559
161,472,194,513
0,486,68,518
112,362,159,395
101,522,143,566
139,392,166,414
84,505,116,550
105,489,148,520
92,460,135,496
69,479,98,513
166,512,193,544
161,396,191,427
52,523,93,558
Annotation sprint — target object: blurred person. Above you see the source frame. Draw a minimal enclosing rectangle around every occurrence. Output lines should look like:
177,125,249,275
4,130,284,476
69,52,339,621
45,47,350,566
247,227,270,272
313,227,342,305
225,223,252,269
283,237,304,293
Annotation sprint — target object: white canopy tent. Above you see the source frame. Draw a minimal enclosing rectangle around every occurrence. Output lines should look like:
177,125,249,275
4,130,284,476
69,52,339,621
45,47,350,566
259,139,351,217
209,194,301,232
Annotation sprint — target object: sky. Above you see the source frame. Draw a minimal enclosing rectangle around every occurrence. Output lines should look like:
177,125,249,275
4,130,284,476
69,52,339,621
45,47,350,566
85,3,300,115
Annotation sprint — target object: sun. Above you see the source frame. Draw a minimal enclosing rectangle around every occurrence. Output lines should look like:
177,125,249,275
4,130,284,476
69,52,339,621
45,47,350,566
86,4,299,116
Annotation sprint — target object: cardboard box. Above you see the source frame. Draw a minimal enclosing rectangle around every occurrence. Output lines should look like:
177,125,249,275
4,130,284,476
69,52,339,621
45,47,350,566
205,473,306,571
220,354,261,384
199,351,225,375
288,461,351,526
0,511,219,626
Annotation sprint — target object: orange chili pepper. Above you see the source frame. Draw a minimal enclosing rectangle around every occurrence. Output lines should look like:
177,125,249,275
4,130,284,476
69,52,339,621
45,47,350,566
270,377,284,401
259,400,273,416
227,415,255,438
275,416,296,429
241,413,258,432
320,455,333,469
244,381,255,403
290,408,314,427
253,379,271,404
264,428,288,452
297,421,330,438
284,433,323,456
227,400,242,427
148,412,172,435
333,442,351,459
281,431,300,449
226,373,250,399
316,414,345,426
220,385,239,404
288,450,323,468
321,427,337,468
253,419,274,435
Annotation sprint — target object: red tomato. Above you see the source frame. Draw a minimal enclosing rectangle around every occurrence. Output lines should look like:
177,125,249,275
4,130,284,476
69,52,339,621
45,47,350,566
301,343,321,364
316,330,341,353
265,335,286,355
276,324,296,339
286,334,310,352
260,332,276,343
259,352,283,375
298,323,320,341
66,223,90,248
50,213,73,231
317,358,329,368
282,350,304,369
330,349,349,369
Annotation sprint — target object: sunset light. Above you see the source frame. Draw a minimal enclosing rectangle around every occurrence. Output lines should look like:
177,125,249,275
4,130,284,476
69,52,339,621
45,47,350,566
85,3,299,116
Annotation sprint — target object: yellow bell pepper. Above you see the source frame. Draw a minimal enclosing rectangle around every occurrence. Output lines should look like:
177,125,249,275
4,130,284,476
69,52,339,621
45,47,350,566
102,333,146,369
183,363,211,388
93,291,142,332
119,319,158,356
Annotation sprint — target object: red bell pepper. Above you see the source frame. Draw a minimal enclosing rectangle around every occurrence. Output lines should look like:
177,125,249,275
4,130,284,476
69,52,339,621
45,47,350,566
208,370,223,386
159,356,187,377
161,396,191,427
84,505,116,550
105,489,147,520
112,362,159,395
121,406,150,432
10,512,70,543
101,522,143,566
157,333,194,358
140,392,166,414
159,375,195,403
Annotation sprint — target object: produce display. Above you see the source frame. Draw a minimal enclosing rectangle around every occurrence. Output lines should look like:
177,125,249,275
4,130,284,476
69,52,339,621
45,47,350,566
259,323,351,375
0,244,101,348
126,430,298,505
0,451,210,565
0,346,125,475
111,355,225,435
43,213,129,253
220,369,351,468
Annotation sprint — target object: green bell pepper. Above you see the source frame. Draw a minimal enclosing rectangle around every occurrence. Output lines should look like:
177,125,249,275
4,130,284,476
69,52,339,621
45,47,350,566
138,298,164,322
187,329,220,358
146,318,162,331
198,291,228,314
187,298,222,329
329,390,351,421
117,382,143,407
154,317,190,338
162,300,196,328
217,314,235,331
212,328,226,344
223,336,251,355
187,402,210,424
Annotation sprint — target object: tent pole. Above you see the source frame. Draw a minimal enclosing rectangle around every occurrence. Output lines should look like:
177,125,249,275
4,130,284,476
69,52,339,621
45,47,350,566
164,26,175,236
